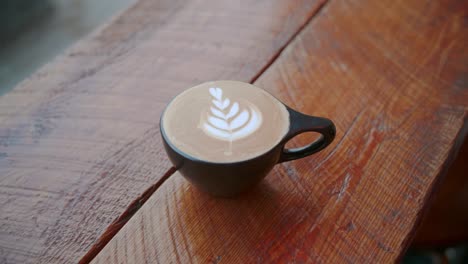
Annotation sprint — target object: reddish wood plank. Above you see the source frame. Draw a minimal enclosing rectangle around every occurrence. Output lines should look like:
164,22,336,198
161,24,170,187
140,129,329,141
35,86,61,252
413,139,468,247
91,0,468,262
0,0,326,263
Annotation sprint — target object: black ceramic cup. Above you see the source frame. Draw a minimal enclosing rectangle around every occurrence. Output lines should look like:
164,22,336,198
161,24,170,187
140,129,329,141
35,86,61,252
160,81,335,197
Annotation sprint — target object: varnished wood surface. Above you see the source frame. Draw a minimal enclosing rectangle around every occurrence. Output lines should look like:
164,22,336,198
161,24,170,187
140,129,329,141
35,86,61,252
92,0,467,263
0,0,327,263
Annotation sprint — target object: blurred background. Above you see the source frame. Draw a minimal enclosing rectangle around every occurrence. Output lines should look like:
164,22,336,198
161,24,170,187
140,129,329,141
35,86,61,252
0,0,133,96
0,1,466,263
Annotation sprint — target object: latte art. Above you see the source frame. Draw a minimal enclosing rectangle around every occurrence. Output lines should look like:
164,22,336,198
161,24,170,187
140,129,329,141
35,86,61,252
201,87,262,142
162,81,289,162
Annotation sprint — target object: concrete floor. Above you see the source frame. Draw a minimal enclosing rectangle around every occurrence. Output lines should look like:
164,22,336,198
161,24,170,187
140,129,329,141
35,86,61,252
0,0,134,96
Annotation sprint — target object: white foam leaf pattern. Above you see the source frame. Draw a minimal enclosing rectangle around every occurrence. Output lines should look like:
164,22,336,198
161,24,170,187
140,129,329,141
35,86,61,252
210,107,225,118
209,87,222,100
208,116,229,130
213,98,230,110
201,87,262,144
229,110,249,130
225,102,239,119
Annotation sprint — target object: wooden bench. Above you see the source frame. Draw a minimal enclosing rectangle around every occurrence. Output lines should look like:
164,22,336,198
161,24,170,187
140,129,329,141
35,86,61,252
0,0,466,263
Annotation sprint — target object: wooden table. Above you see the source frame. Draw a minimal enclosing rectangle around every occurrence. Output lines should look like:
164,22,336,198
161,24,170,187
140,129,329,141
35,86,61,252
0,0,466,263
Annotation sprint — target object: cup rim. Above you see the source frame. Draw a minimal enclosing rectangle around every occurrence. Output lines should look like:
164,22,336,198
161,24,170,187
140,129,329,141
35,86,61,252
159,80,291,165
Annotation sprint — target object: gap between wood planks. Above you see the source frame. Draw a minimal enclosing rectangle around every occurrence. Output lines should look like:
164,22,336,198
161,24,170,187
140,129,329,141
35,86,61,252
79,1,329,263
395,122,468,262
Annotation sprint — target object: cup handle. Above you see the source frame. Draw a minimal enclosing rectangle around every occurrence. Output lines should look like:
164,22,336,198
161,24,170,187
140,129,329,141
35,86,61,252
278,108,336,163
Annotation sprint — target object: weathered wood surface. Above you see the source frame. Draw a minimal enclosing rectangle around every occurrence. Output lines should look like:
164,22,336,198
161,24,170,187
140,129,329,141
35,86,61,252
413,139,468,247
0,0,327,263
91,0,468,263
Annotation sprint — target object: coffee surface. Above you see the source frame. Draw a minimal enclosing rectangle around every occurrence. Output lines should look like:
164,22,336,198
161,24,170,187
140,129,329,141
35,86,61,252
162,81,289,162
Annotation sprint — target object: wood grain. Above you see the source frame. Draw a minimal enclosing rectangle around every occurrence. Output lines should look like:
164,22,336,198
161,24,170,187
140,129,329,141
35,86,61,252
413,138,468,247
0,0,327,263
92,0,468,262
